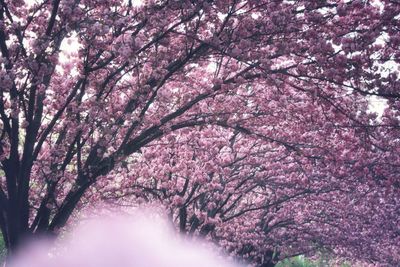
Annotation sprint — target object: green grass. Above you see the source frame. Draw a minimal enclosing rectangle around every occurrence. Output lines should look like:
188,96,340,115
0,237,5,263
276,255,352,267
276,256,316,267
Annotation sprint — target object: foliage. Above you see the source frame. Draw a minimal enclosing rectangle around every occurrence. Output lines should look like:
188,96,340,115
0,0,399,266
0,235,5,264
276,256,317,267
276,255,351,267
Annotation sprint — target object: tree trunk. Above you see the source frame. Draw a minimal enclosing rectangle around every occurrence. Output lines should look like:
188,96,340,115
259,261,276,267
259,250,279,267
2,226,57,267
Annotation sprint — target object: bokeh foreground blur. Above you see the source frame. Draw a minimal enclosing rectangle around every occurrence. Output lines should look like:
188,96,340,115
8,208,241,267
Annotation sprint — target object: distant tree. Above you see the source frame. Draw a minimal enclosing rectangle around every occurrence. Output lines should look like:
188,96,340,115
106,125,398,266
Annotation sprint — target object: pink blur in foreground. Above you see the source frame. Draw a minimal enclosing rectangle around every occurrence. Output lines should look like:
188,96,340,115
9,210,242,267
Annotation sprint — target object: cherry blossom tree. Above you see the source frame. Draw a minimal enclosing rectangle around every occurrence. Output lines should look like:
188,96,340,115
98,124,398,267
0,0,399,265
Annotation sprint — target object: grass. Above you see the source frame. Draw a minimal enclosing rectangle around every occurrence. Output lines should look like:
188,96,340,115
276,255,352,267
0,235,5,264
276,256,316,267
